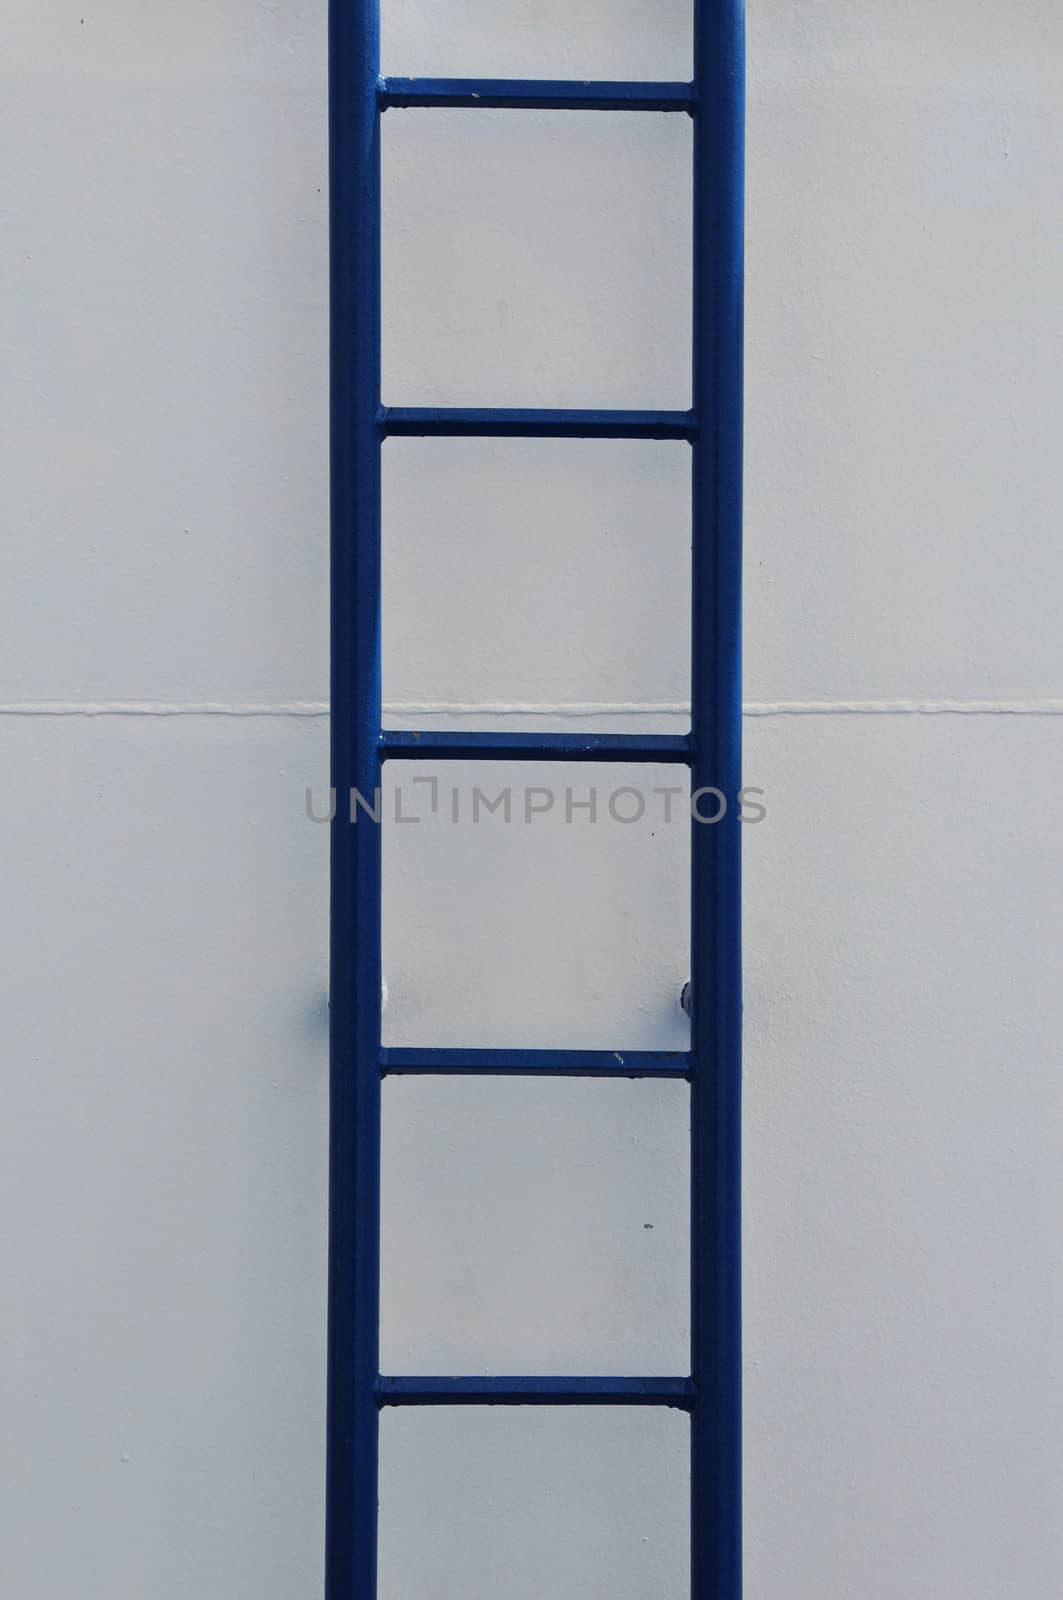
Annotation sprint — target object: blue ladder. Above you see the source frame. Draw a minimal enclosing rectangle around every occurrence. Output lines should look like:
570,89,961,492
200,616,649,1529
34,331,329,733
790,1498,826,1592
327,3,744,1594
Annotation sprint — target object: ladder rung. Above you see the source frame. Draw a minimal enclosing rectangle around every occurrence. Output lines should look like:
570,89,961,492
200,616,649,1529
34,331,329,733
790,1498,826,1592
381,1048,691,1078
379,730,692,763
376,1376,696,1407
378,77,696,113
379,407,697,441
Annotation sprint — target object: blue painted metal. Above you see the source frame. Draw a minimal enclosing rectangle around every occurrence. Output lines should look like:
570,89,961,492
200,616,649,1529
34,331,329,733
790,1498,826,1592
380,406,697,440
326,3,381,1597
381,1047,691,1078
380,729,691,762
328,0,743,1593
377,1376,697,1406
379,77,696,112
690,5,745,1599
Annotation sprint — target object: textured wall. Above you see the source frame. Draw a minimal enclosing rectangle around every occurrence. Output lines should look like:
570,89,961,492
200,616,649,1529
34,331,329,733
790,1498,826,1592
2,3,1062,1596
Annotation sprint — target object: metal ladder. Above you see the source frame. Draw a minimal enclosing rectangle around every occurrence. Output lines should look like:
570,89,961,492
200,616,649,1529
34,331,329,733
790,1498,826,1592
327,3,744,1594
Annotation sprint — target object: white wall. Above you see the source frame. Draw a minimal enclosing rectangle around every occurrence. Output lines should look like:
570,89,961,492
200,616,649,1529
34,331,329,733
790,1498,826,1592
3,3,1062,1596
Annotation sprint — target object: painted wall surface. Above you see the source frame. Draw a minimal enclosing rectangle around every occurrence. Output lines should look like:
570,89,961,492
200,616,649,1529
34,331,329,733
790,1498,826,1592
2,3,1062,1596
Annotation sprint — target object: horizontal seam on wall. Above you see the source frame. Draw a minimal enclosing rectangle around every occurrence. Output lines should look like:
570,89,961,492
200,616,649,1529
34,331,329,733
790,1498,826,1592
2,700,1063,719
